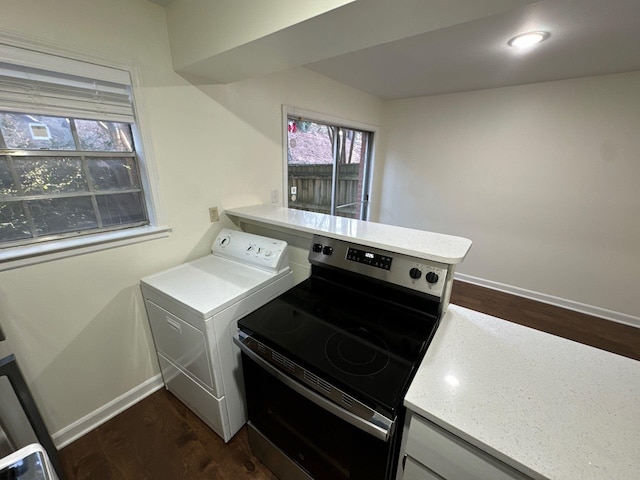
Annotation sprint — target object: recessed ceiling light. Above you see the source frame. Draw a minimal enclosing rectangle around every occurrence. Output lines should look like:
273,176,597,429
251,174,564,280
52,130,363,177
508,31,550,48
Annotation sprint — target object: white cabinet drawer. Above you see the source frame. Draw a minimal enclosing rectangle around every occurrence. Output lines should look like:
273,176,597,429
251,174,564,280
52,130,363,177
146,300,215,392
404,456,444,480
407,414,528,480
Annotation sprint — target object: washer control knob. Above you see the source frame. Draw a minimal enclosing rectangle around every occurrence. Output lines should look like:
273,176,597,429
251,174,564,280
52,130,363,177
264,250,272,257
409,268,422,280
322,246,334,256
426,271,439,284
312,243,323,253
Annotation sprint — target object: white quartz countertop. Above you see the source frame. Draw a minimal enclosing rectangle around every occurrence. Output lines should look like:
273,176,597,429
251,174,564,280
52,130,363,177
406,304,640,480
225,205,472,264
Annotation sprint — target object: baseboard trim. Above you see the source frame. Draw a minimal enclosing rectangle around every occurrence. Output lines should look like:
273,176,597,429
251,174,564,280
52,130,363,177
52,374,165,449
454,273,640,329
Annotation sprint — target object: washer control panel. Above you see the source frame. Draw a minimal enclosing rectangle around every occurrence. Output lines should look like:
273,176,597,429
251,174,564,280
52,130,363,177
309,235,449,297
212,228,289,273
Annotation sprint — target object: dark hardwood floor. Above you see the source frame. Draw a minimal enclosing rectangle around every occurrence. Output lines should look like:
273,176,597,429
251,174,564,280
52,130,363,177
450,280,640,362
59,389,276,480
58,280,639,479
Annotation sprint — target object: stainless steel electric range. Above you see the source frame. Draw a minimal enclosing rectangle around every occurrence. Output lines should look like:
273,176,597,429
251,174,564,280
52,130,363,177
235,233,455,480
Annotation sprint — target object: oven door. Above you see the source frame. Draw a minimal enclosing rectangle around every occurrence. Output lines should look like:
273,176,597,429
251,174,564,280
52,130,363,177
239,347,403,480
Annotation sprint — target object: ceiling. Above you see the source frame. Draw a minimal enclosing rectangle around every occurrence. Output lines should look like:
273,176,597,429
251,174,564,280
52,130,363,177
305,0,640,99
150,0,640,99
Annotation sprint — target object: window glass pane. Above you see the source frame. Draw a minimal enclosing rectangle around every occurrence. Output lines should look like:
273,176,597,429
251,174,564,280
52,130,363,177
96,192,146,226
335,129,365,219
87,157,140,191
336,163,362,219
287,121,334,164
287,120,334,214
0,113,75,150
0,157,17,196
75,120,133,152
337,129,361,164
28,197,97,236
15,157,88,195
0,202,31,242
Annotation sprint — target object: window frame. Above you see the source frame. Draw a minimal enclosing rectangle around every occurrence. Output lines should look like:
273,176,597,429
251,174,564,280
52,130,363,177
0,115,148,246
281,105,377,220
0,34,168,271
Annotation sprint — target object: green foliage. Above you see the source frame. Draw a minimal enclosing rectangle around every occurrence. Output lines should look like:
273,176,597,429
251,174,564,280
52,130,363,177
0,111,144,244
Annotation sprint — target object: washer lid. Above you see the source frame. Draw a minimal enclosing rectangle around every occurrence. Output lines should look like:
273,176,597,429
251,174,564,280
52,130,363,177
140,255,289,318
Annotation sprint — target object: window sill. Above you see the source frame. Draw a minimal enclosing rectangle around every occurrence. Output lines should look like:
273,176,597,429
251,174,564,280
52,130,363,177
0,225,172,271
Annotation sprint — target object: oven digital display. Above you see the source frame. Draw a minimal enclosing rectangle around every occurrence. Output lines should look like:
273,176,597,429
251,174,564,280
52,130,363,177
346,247,392,270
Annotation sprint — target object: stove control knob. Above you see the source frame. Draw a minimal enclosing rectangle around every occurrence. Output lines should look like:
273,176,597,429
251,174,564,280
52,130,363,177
426,271,439,284
322,246,334,256
409,267,422,280
312,243,323,253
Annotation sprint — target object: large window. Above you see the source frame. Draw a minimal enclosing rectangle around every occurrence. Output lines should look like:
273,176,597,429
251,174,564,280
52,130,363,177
0,112,147,245
286,112,373,220
0,43,155,254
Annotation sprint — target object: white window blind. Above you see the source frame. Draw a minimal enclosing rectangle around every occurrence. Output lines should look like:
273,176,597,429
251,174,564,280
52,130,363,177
0,44,134,123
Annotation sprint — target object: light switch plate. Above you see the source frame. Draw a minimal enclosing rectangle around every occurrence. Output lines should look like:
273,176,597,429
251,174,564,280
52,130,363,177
209,207,219,222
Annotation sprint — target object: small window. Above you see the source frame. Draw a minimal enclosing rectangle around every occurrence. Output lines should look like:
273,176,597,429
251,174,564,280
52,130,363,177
28,123,51,140
0,113,147,245
286,113,374,220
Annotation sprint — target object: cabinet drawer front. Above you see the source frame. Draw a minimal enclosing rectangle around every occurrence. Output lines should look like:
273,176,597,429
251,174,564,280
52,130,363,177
404,456,444,480
407,415,528,480
146,300,215,391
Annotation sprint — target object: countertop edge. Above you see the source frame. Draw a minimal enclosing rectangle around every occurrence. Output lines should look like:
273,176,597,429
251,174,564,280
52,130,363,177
225,204,472,265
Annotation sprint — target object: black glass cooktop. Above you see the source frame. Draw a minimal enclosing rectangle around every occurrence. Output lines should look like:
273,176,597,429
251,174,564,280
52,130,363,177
238,273,439,417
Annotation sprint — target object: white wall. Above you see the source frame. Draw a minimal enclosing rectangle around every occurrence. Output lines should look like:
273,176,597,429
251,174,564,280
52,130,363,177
0,0,383,440
376,72,640,322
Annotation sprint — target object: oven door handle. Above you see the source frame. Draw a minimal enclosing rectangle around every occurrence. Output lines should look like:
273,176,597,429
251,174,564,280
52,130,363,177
236,337,394,442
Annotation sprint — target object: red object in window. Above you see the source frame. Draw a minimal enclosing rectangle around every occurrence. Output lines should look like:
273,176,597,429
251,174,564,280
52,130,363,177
288,121,297,133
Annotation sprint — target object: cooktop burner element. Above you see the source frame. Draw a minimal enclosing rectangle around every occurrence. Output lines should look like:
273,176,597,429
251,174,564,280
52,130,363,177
325,329,390,376
257,303,308,335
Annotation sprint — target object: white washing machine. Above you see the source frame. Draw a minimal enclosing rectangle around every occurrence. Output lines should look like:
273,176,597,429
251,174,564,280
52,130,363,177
140,228,294,442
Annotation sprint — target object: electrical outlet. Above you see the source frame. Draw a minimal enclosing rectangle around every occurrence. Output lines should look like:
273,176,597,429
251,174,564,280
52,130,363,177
209,207,219,222
271,189,279,203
